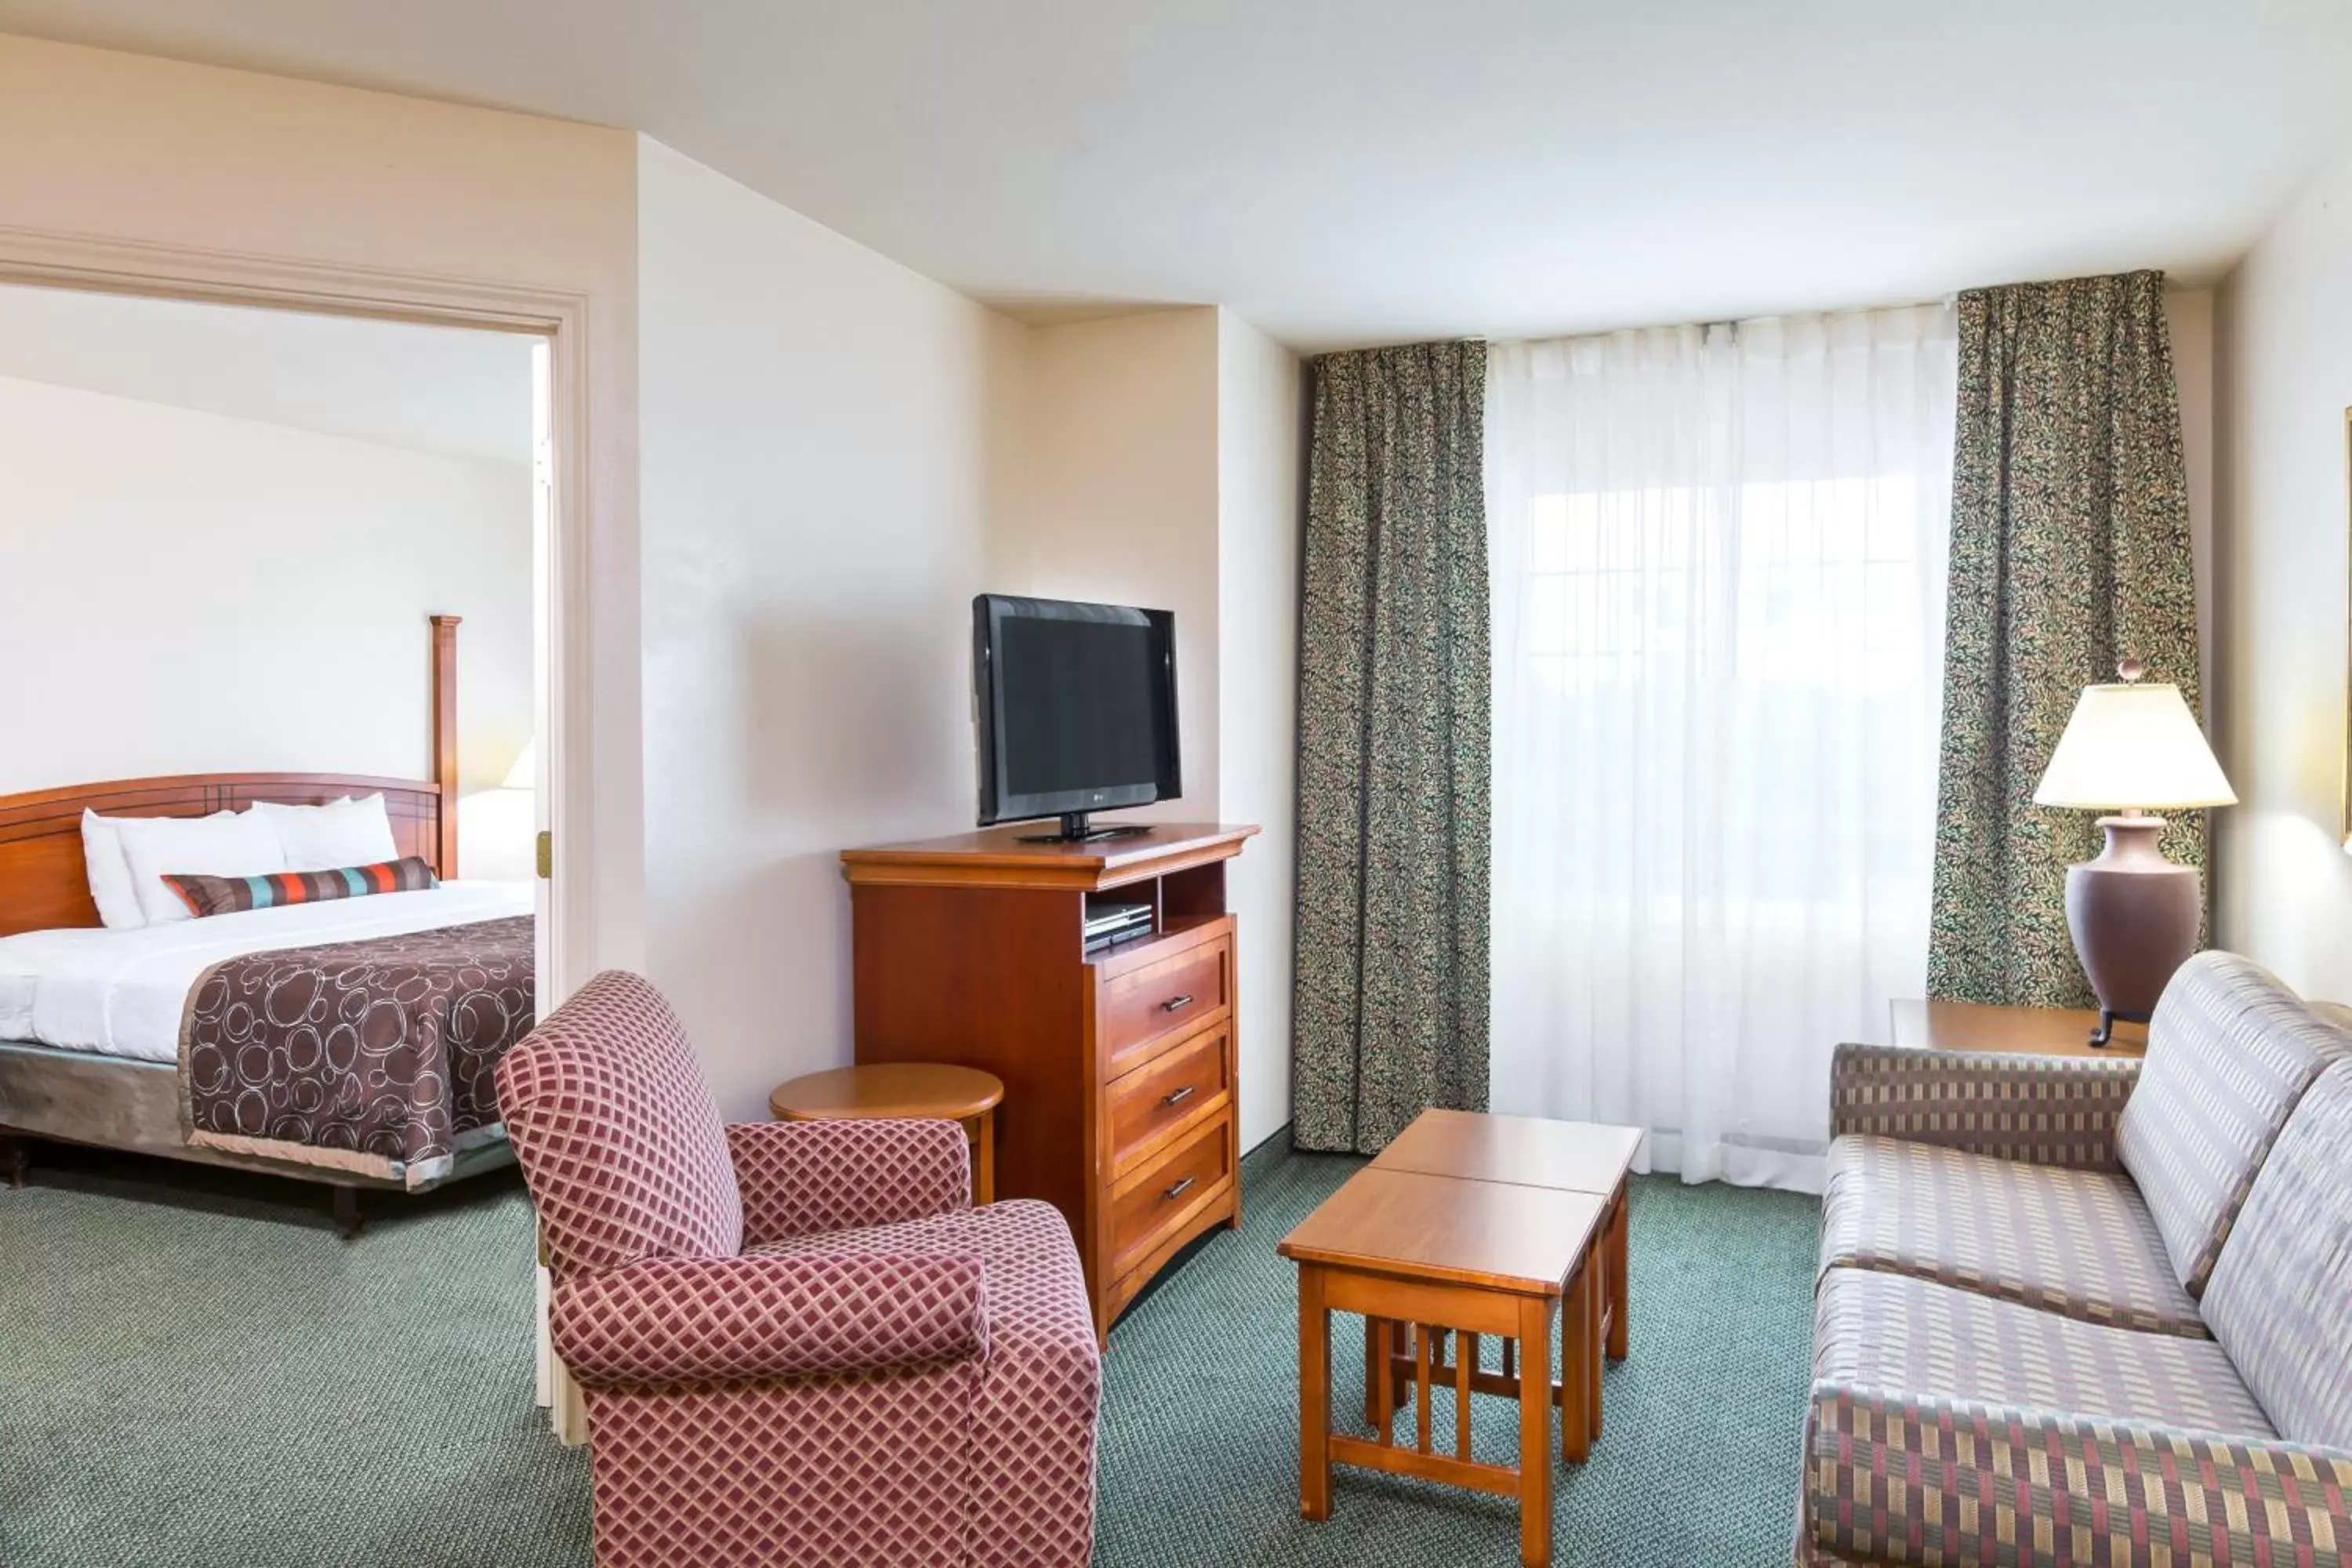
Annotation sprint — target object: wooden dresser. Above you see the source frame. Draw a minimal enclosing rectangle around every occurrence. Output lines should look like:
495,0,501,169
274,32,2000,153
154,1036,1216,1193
841,822,1258,1338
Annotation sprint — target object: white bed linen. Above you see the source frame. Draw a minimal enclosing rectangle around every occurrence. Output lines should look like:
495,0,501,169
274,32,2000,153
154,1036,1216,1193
0,881,532,1063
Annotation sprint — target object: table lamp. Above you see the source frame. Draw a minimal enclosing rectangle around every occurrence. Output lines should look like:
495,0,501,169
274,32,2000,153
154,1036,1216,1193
2033,659,2235,1045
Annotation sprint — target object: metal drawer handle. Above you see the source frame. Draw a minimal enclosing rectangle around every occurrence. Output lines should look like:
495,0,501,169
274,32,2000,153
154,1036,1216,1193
1160,993,1195,1013
1161,1084,1196,1108
1163,1175,1196,1202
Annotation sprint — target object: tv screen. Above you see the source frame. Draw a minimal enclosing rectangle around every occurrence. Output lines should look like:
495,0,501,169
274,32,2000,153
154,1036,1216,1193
974,594,1179,836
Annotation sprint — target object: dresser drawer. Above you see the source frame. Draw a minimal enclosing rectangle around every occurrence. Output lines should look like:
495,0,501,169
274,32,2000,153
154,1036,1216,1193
1099,931,1231,1078
1107,1022,1230,1174
1109,1113,1232,1280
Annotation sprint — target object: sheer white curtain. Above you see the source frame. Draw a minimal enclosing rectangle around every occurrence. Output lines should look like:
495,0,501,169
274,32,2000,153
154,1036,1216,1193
1486,307,1958,1192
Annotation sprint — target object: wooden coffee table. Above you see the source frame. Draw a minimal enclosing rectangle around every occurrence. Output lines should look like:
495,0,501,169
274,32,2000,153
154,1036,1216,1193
1372,1109,1642,1446
1279,1166,1606,1567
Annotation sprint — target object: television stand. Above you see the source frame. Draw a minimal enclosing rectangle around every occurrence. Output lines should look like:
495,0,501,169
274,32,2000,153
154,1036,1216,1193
1014,811,1151,844
840,821,1259,1338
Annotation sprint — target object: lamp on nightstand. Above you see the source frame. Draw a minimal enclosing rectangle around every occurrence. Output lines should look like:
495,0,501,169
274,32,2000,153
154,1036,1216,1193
2034,659,2235,1047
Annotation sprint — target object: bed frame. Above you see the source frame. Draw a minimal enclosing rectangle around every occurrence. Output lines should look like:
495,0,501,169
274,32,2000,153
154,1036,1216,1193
0,615,520,1229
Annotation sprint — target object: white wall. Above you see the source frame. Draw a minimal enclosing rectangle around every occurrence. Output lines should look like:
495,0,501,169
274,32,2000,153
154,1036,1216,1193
637,138,1029,1116
1214,311,1304,1152
0,373,534,880
2210,137,2352,999
0,33,641,978
992,309,1225,822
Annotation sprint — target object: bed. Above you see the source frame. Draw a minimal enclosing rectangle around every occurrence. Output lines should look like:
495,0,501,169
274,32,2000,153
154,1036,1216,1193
0,617,535,1231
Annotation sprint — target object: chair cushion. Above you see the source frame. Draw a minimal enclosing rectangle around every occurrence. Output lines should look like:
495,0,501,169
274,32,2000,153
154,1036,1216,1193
2116,951,2352,1298
1820,1134,2204,1338
1814,1267,2271,1437
2201,1061,2352,1450
494,969,744,1273
760,1197,1102,1568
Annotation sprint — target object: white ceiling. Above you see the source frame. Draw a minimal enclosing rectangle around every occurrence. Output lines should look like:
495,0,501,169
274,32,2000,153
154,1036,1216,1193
5,1,2352,350
0,283,535,465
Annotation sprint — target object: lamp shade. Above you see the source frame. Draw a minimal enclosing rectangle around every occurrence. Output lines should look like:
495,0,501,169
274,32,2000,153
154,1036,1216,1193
499,739,536,792
2033,682,2235,811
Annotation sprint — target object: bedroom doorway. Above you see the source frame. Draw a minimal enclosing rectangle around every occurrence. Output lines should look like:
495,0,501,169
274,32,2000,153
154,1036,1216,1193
0,232,603,1444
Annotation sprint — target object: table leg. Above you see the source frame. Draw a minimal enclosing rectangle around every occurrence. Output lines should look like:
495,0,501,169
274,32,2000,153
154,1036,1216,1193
1606,1183,1629,1361
974,1110,996,1207
1585,1244,1604,1439
1299,1268,1331,1521
1515,1296,1554,1567
1559,1259,1590,1463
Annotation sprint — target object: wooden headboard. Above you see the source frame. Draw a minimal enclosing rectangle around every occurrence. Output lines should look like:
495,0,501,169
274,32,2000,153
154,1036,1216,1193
0,615,463,939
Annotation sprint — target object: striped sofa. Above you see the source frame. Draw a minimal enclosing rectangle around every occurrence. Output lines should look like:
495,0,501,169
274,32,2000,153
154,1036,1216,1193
1798,952,2352,1567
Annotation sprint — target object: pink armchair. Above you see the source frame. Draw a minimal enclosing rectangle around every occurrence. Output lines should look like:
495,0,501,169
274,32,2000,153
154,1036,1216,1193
495,971,1102,1568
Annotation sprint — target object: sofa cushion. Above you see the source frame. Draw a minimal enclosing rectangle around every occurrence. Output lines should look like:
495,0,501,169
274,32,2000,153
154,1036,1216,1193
1814,1267,2270,1436
2116,950,2352,1298
1820,1134,2204,1338
2201,1060,2352,1450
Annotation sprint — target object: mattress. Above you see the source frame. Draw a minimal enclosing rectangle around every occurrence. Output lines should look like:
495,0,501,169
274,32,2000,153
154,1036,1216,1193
0,881,534,1063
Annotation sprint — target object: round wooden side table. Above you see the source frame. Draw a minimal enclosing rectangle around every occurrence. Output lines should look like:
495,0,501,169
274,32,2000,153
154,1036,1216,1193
767,1063,1006,1205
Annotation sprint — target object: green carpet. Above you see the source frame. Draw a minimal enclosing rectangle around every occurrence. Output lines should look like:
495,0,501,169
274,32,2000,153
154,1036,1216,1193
0,1142,1819,1566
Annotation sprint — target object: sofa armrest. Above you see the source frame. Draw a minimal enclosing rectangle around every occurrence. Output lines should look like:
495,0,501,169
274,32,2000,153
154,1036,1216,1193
725,1118,971,1244
1804,1382,2352,1568
1828,1042,2140,1170
552,1249,986,1388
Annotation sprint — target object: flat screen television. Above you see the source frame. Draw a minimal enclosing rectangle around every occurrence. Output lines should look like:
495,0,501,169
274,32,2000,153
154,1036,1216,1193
973,593,1180,841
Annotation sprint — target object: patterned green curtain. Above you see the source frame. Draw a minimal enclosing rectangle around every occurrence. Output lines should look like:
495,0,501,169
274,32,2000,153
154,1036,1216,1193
1290,342,1490,1154
1927,270,2202,1007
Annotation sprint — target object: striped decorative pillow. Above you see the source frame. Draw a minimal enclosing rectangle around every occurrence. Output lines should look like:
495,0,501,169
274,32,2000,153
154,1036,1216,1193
163,855,437,919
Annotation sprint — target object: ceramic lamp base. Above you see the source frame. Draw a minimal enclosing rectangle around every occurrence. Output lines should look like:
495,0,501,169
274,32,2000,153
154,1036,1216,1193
2064,814,2199,1047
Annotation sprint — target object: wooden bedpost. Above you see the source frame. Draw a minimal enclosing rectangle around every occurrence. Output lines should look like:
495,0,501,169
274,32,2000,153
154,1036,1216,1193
430,614,462,878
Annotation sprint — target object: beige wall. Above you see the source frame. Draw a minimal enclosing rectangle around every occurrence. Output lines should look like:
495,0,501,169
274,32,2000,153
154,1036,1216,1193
993,310,1226,822
0,36,1312,1129
993,307,1304,1149
2211,138,2352,998
0,33,643,974
1214,311,1305,1151
637,138,1031,1116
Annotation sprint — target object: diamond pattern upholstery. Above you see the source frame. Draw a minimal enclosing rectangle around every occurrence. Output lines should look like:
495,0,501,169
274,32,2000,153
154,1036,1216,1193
495,971,743,1273
553,1250,987,1384
496,970,1103,1568
726,1118,971,1243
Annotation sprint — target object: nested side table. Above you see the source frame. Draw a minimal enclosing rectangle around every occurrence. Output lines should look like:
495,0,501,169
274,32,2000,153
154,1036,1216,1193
768,1062,1006,1204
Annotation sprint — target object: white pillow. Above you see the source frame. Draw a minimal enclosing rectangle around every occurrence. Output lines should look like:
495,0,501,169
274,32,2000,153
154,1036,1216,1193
80,810,148,930
116,810,289,926
257,793,399,873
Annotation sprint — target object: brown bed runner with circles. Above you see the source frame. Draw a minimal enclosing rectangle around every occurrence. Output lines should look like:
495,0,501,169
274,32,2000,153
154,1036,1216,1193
177,916,535,1189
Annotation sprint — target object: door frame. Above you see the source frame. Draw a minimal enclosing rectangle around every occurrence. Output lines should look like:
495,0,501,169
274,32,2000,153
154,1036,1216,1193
0,222,594,1002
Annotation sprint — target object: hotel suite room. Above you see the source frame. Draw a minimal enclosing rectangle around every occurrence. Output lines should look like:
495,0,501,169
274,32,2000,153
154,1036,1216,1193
2,5,2351,1567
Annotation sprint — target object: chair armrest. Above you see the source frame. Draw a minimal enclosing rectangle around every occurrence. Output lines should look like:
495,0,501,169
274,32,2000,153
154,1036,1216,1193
552,1249,986,1388
726,1118,971,1245
1805,1382,2352,1568
1828,1042,2140,1170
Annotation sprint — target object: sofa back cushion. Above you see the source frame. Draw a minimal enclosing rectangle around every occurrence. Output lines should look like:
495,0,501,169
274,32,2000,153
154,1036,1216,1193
495,969,744,1276
2200,1062,2352,1447
2117,951,2352,1298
